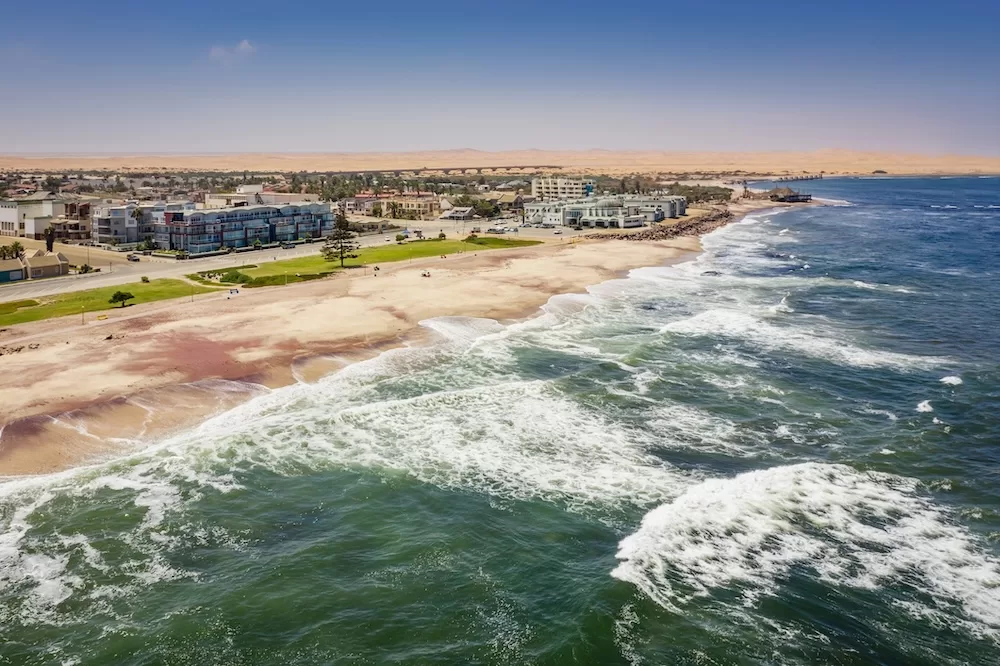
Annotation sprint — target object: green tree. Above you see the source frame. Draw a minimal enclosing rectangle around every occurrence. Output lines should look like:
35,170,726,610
8,241,25,261
387,201,400,219
322,213,360,268
108,290,134,307
372,202,383,217
44,226,55,252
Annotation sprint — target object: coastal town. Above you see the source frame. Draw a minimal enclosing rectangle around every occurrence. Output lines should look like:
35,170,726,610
0,166,737,287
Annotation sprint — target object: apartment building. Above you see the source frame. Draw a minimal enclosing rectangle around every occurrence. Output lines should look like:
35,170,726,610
91,203,140,245
530,177,596,200
382,195,440,219
155,202,334,255
523,194,687,228
0,192,92,239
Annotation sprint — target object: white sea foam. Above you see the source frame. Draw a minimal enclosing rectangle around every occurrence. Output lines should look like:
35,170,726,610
660,309,944,369
612,463,1000,639
940,376,963,386
861,407,898,421
917,400,934,412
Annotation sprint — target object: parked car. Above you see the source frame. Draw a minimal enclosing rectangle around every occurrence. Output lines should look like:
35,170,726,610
280,243,295,249
126,254,140,262
471,227,481,233
553,229,563,235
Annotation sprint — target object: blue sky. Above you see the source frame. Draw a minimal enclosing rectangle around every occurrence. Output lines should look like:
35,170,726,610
1,0,998,154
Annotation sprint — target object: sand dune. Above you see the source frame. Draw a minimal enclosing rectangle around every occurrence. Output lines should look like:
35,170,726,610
1,149,998,176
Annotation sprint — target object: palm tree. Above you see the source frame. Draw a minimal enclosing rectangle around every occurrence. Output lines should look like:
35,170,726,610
9,241,25,261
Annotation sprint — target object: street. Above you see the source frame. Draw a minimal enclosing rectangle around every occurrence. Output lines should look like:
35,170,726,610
0,219,586,302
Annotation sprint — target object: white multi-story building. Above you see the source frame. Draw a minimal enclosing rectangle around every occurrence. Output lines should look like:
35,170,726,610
523,194,687,229
91,203,140,245
204,184,319,209
531,177,596,200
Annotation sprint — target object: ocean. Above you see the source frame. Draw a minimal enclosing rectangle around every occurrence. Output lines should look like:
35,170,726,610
2,176,999,665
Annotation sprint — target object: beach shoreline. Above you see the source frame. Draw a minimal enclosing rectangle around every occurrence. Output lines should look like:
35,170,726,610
0,199,795,477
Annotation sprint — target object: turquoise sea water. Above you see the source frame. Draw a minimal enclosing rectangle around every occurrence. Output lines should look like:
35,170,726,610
2,177,1000,665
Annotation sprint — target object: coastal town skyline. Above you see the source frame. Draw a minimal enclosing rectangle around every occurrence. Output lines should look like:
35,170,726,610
2,0,998,155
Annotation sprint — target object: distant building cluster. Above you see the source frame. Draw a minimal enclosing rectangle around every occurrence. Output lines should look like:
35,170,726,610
0,173,688,259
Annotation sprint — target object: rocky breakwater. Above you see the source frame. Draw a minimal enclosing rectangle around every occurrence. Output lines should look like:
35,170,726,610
586,208,735,241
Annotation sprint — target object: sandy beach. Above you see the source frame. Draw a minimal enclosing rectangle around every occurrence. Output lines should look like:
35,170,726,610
0,233,702,476
2,149,999,176
0,199,797,476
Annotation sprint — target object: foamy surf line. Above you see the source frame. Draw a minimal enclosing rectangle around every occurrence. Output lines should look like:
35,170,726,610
612,462,1000,640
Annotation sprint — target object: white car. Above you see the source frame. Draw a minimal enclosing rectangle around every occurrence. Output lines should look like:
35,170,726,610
553,229,563,234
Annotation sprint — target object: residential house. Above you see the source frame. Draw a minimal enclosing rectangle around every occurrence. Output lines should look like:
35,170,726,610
0,257,25,283
24,250,69,278
483,191,524,211
440,206,475,220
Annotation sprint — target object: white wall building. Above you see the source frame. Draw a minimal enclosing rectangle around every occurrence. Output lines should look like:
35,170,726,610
523,194,687,229
0,201,18,237
0,192,68,239
204,185,319,209
531,177,596,200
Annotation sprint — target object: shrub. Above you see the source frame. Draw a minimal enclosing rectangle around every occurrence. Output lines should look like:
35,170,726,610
438,232,446,240
108,290,134,307
220,270,251,283
395,233,406,242
78,263,93,274
140,275,150,283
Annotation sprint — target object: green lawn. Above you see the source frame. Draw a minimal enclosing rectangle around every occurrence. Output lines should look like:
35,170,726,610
0,299,39,316
0,279,218,327
236,237,540,286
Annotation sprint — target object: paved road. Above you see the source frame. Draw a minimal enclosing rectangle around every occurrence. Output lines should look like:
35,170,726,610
0,221,585,302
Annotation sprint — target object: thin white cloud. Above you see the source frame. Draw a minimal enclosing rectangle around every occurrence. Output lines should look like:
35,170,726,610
209,39,256,64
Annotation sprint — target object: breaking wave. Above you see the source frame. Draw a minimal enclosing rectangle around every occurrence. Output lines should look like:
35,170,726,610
612,463,1000,639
